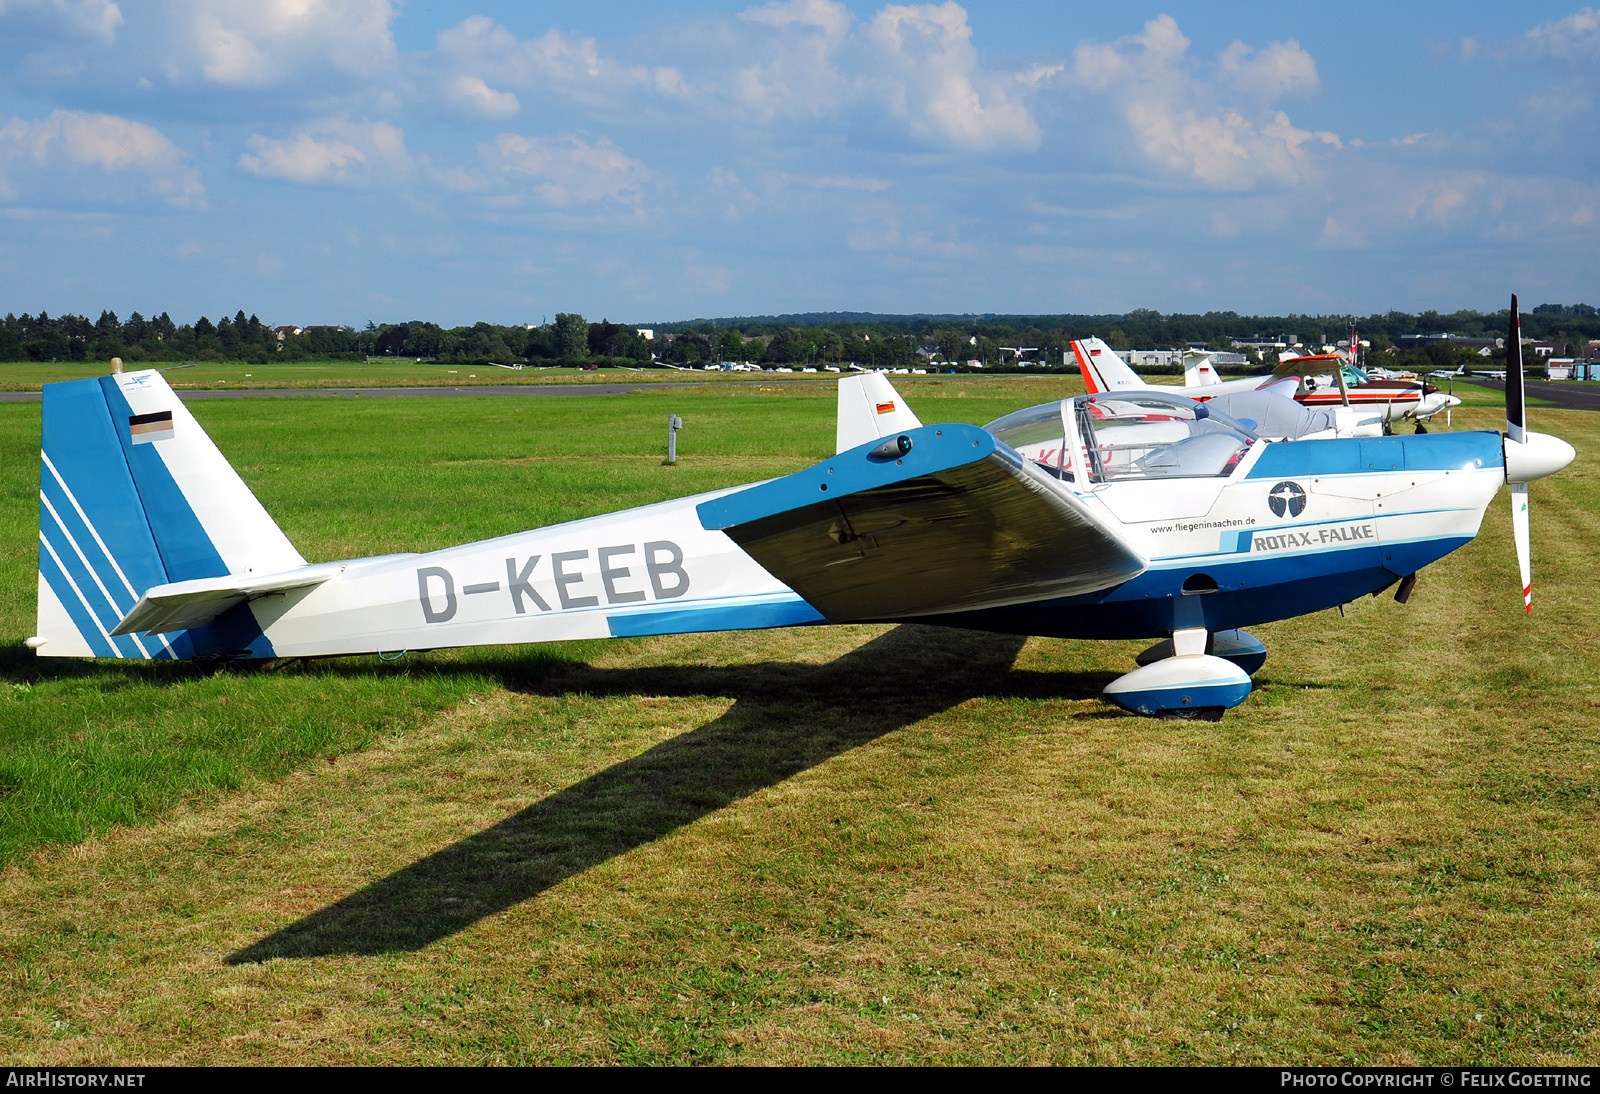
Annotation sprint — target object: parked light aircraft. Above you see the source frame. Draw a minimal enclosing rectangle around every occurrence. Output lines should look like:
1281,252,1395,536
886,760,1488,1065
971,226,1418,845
1074,338,1460,429
31,297,1573,719
1071,338,1385,438
1284,352,1461,426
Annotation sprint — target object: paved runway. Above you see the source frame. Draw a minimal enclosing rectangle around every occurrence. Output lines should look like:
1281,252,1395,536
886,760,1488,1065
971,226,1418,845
0,379,831,403
1457,377,1600,413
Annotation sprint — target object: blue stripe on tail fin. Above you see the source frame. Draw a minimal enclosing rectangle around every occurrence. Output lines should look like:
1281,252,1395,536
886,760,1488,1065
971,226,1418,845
34,376,203,659
98,376,229,584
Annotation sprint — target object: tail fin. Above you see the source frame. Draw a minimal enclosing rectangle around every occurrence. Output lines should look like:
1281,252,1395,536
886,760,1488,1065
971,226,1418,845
1182,351,1221,388
33,370,303,658
1267,354,1308,382
836,372,923,453
1070,338,1148,394
1253,376,1302,399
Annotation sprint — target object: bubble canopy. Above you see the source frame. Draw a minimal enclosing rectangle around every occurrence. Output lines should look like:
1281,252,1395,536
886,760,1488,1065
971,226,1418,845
983,392,1259,482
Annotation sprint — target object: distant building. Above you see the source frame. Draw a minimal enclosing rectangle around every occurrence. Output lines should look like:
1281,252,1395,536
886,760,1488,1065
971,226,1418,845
1126,349,1181,369
1126,348,1247,370
1396,334,1501,352
636,329,654,340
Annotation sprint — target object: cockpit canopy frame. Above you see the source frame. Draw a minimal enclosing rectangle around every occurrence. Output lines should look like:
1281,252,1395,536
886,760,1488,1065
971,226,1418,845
983,391,1258,485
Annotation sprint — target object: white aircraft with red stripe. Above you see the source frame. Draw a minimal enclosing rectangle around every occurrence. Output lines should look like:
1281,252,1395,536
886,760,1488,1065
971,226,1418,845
1283,350,1460,425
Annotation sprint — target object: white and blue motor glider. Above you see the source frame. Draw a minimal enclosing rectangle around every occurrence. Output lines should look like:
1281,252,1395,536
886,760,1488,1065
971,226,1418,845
30,297,1573,720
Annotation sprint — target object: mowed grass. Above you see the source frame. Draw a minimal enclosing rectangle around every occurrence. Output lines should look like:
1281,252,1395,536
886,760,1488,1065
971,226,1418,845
1,377,1599,1064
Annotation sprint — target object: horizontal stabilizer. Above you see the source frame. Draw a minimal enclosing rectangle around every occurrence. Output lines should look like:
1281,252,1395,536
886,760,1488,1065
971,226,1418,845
698,424,1145,621
112,561,348,636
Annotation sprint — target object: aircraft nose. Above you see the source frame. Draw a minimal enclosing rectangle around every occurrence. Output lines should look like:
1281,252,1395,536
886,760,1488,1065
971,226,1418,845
1505,430,1577,483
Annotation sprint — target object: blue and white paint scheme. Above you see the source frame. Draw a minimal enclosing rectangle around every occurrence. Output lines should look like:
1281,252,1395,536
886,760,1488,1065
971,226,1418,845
29,300,1575,720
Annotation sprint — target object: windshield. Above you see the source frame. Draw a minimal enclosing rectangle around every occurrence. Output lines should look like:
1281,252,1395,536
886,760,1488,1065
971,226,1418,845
982,400,1071,479
1073,392,1256,481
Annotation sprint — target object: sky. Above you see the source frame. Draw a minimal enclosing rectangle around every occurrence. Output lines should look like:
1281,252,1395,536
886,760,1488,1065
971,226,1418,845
1,1,1598,326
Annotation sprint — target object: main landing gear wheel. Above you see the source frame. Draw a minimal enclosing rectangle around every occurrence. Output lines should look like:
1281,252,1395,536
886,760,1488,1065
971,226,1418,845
1105,627,1256,719
1158,706,1226,723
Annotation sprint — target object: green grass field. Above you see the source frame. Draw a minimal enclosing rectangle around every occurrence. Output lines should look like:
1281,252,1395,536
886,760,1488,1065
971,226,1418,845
1,376,1598,1064
0,360,862,392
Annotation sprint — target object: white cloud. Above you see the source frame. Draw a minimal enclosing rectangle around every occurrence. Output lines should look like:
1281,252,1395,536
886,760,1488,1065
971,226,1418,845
0,0,121,42
484,133,646,206
733,0,857,122
1318,216,1367,249
433,17,625,109
728,0,1042,148
446,75,519,119
238,119,409,185
1071,15,1338,190
743,0,852,40
0,109,203,206
174,0,398,86
864,2,1039,149
1463,8,1600,63
1217,38,1319,99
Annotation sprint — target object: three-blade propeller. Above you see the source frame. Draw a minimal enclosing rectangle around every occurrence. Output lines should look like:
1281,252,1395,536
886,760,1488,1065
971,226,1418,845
1502,293,1577,614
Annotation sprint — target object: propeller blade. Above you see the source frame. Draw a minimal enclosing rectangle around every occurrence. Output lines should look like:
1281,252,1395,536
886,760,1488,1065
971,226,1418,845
1507,293,1525,444
1511,482,1532,614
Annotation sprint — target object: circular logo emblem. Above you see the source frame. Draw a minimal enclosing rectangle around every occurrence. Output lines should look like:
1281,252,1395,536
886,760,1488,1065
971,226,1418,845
1268,481,1307,518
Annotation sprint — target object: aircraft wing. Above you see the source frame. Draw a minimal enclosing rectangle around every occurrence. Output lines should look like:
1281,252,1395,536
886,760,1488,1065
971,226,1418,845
697,423,1146,622
111,561,352,635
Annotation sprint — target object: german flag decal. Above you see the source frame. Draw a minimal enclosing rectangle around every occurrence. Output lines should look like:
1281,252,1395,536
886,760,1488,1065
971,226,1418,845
129,410,174,445
875,401,895,414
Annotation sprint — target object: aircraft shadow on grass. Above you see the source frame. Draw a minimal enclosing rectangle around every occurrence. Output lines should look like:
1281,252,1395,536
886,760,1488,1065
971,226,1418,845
226,624,1111,963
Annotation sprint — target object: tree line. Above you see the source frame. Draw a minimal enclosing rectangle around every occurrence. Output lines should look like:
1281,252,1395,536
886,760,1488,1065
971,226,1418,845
2,303,1595,371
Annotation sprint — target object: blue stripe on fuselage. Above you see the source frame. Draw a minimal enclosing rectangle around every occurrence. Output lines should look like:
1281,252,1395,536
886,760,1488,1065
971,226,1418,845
608,597,825,638
1245,431,1502,480
921,533,1472,641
